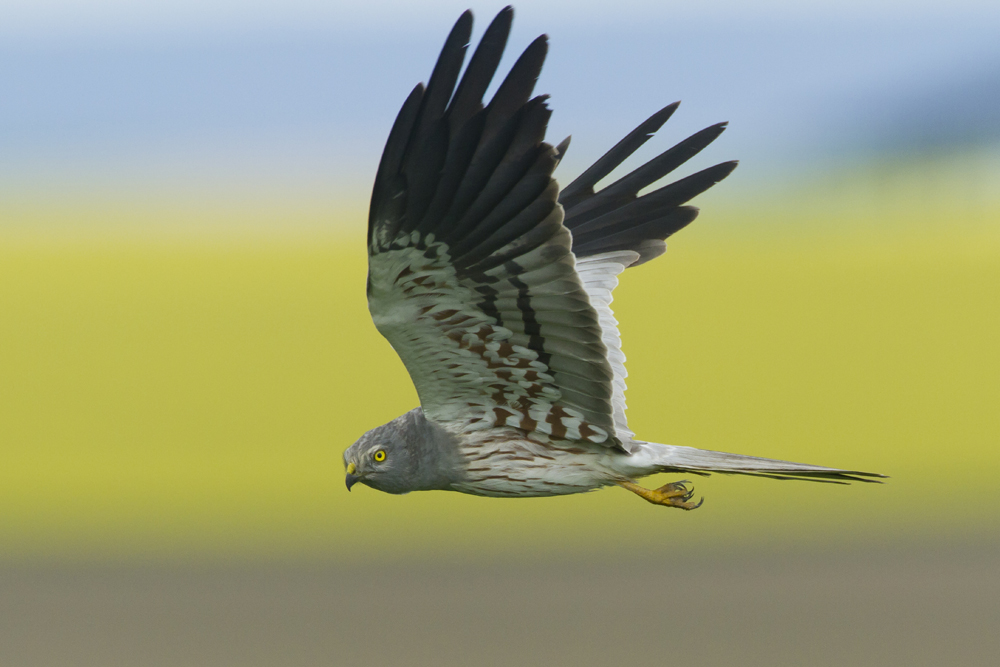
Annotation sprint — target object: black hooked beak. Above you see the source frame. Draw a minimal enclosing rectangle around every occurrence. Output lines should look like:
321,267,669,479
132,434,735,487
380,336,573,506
345,462,359,491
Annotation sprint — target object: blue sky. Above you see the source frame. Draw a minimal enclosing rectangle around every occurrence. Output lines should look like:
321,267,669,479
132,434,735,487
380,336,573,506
3,0,997,39
1,1,998,206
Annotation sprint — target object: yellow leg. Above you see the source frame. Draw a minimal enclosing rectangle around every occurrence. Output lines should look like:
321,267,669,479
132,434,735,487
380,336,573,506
617,480,703,510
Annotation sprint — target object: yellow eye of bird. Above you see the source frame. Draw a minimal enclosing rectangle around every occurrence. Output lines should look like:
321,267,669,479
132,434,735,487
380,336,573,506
374,450,386,462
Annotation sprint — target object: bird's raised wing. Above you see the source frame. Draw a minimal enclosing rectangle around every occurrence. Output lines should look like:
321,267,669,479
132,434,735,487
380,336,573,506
367,8,737,450
560,106,738,441
367,9,621,448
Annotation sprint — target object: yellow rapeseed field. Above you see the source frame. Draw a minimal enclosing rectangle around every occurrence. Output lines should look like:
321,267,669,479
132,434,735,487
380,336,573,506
1,190,997,562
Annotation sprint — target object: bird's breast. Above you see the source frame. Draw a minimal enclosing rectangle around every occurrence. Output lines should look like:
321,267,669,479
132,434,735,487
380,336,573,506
450,430,621,498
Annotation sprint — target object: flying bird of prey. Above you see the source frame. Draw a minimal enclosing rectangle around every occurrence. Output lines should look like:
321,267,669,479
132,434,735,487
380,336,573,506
343,7,884,508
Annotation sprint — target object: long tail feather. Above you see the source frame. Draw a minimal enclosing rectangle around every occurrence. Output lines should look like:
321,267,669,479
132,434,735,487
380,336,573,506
647,443,886,485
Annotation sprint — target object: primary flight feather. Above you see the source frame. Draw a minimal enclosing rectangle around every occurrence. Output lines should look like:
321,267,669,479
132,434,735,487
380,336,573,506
344,7,884,508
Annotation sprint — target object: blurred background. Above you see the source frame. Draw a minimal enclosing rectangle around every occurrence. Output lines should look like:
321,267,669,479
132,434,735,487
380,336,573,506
1,0,998,665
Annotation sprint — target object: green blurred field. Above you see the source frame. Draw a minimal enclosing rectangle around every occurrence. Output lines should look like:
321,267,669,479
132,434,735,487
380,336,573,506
1,194,998,562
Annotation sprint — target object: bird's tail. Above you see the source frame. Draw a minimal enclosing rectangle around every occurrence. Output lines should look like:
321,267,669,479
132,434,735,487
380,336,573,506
636,443,886,484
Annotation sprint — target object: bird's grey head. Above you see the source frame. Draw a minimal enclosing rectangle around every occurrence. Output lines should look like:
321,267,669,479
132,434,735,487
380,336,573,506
343,408,461,495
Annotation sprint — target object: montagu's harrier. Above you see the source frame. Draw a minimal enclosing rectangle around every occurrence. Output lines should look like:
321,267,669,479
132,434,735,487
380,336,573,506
343,7,884,509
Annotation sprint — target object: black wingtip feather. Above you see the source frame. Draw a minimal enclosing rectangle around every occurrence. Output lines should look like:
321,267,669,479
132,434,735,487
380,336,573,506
646,160,738,209
560,101,681,207
404,118,450,228
482,34,548,145
561,109,736,261
572,205,699,255
596,120,730,202
448,7,513,133
439,96,553,246
415,10,474,139
562,121,731,233
554,136,571,163
369,83,424,241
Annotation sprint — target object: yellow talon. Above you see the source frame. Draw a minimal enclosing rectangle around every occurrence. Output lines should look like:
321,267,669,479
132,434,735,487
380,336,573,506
617,479,704,510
